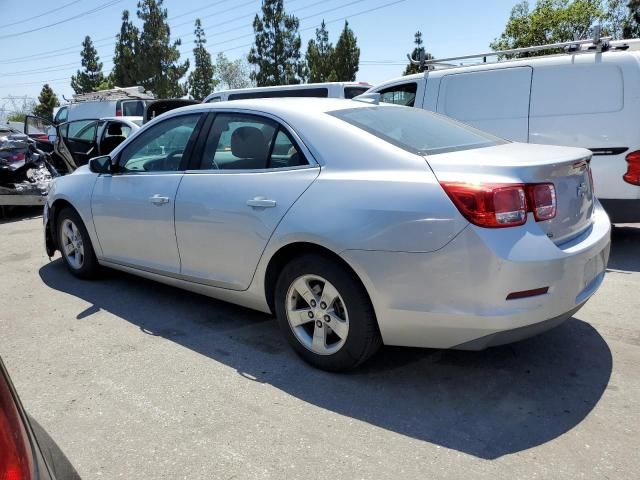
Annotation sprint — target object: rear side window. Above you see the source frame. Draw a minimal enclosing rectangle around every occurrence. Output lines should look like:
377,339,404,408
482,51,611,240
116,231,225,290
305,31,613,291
329,106,504,155
530,64,623,116
378,83,418,107
344,87,369,99
228,88,328,100
121,100,145,116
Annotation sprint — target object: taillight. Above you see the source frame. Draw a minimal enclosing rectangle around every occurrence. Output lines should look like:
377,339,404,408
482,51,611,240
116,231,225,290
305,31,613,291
8,152,25,163
623,150,640,186
0,370,33,480
440,182,557,228
528,183,556,221
440,183,528,227
115,109,122,117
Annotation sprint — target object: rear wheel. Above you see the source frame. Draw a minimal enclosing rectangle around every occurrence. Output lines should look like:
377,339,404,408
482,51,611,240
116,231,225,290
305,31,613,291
275,254,381,371
57,207,98,279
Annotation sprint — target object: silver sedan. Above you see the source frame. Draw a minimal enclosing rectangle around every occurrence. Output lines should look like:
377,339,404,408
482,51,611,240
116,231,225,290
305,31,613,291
43,98,611,371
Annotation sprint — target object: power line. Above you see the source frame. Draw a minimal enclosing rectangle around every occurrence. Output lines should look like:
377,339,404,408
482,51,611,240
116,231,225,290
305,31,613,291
0,0,82,29
0,0,125,40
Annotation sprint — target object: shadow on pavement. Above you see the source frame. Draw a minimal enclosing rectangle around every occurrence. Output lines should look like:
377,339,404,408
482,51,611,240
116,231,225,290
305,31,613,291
39,259,612,460
608,224,640,273
0,205,42,224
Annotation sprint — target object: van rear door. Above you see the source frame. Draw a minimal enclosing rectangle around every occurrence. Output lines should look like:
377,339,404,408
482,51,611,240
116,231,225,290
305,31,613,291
144,99,199,123
436,67,533,142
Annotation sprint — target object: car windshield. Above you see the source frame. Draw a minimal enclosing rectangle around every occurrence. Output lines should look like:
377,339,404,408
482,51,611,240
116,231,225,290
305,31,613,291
328,105,505,155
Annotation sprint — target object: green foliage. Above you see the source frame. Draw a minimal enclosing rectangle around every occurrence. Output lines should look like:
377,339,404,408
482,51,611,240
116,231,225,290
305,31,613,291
214,53,253,90
306,20,338,82
70,36,105,94
112,10,141,87
248,0,305,86
333,21,360,81
136,0,189,98
187,19,218,101
623,0,640,37
7,112,26,122
404,31,434,75
490,0,606,56
32,84,60,121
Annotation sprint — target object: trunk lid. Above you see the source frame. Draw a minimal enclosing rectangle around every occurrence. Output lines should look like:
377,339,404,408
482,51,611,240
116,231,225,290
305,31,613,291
426,143,595,244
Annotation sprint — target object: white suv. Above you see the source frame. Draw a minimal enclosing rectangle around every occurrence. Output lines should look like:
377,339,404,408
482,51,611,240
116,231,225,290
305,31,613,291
368,38,640,223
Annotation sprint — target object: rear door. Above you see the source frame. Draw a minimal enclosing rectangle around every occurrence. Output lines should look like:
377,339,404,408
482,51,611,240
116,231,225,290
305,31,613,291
56,119,99,170
436,67,533,142
174,112,319,290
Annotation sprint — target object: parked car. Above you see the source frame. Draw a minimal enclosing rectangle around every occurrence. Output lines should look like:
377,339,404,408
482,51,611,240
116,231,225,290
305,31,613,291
203,82,372,103
0,356,80,479
24,115,141,173
53,86,153,124
43,98,610,371
367,37,640,223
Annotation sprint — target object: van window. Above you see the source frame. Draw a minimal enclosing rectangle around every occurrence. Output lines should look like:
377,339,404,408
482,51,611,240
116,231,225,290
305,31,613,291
227,88,329,100
530,64,623,116
329,106,504,155
207,96,222,103
121,100,145,116
378,83,418,107
344,86,369,99
54,107,68,123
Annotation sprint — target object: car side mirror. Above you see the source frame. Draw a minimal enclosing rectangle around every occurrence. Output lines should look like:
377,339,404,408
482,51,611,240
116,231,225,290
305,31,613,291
88,155,113,174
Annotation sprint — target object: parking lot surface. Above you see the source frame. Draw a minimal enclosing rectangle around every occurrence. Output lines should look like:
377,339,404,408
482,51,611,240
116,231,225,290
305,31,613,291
1,210,639,479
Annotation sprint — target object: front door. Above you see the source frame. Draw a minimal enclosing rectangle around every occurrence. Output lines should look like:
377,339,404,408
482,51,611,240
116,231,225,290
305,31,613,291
57,119,100,170
91,113,203,273
175,112,319,290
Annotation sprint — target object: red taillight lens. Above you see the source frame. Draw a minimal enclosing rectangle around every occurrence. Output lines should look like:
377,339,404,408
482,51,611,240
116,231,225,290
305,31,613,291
8,152,25,163
623,150,640,186
0,371,33,480
440,182,528,227
115,109,122,117
528,183,556,221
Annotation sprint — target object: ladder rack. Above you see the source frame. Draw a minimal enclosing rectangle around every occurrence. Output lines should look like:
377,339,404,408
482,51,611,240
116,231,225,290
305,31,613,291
71,86,154,103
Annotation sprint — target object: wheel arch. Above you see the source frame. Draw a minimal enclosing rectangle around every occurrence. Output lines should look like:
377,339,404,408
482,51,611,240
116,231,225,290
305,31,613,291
47,198,76,254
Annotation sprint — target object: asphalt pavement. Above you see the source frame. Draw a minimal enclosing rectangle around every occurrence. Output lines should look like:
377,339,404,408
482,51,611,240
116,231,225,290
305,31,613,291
1,209,638,479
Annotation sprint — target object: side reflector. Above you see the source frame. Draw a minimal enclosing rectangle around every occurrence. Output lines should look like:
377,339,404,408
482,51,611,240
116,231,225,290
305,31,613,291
506,287,549,300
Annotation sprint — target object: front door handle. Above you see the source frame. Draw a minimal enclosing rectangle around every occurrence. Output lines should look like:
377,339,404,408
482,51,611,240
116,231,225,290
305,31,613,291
246,197,277,208
149,194,170,205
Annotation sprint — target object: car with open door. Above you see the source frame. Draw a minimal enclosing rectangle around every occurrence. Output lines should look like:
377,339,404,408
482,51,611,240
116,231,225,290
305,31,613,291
24,115,141,173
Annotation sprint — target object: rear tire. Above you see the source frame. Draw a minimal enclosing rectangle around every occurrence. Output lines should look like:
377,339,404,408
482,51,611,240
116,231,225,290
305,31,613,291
56,207,99,279
274,254,381,372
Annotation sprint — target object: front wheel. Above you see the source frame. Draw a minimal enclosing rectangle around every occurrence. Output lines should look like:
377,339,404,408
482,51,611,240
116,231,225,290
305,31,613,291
274,254,381,372
56,207,99,279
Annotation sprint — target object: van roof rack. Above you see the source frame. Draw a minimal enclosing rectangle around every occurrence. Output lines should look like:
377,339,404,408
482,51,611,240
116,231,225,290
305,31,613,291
71,86,154,103
408,28,639,69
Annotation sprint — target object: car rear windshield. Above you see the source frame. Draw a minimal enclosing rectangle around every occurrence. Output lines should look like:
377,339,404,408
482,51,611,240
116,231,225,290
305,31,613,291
328,106,505,155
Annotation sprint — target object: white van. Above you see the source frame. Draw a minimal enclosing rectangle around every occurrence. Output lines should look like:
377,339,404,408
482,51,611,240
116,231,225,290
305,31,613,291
368,38,640,223
53,86,154,124
203,82,372,103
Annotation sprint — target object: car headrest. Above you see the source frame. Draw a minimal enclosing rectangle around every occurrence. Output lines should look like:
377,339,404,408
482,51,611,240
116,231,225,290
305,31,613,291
107,123,122,136
230,126,267,159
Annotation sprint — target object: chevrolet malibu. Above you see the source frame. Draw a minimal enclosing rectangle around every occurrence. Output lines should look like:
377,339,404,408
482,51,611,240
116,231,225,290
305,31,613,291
43,98,611,371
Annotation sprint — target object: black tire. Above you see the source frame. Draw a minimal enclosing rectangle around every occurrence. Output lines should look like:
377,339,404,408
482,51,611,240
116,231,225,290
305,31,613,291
274,254,382,372
56,207,99,279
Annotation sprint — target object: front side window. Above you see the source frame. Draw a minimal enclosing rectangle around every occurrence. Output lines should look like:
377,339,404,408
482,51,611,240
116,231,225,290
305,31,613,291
329,106,504,155
119,114,201,172
54,107,68,123
199,113,306,170
63,120,98,142
378,83,418,107
207,96,222,103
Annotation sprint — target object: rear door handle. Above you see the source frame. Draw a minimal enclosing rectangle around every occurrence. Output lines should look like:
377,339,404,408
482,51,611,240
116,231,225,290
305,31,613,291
149,194,170,205
246,197,277,208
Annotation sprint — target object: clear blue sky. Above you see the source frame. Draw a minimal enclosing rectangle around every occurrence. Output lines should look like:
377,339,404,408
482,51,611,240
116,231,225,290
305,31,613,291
0,0,516,104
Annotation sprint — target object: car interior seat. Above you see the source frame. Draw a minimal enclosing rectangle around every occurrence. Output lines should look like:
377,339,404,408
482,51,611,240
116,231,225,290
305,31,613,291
229,126,269,169
100,123,127,155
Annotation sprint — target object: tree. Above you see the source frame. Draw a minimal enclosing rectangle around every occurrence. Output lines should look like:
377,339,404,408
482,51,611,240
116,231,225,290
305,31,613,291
32,84,60,121
248,0,305,86
404,31,434,75
333,21,360,81
623,0,640,38
112,10,140,87
70,36,105,94
490,0,606,57
187,19,217,101
214,53,253,90
306,20,337,82
137,0,189,97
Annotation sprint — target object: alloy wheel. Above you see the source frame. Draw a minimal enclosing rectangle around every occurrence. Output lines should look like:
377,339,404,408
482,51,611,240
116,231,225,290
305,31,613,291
60,218,84,270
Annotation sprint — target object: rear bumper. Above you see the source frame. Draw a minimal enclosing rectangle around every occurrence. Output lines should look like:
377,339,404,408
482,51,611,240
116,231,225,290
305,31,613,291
341,203,611,349
599,198,640,223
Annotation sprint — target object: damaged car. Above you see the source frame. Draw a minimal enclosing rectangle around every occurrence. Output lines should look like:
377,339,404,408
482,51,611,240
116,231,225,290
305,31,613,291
0,128,58,207
24,115,141,173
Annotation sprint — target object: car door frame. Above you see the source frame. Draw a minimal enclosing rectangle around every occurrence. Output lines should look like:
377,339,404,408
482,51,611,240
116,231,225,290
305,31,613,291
54,118,101,171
